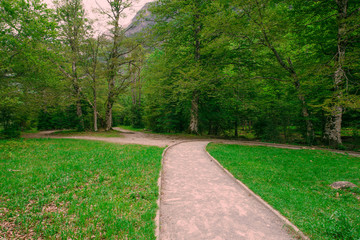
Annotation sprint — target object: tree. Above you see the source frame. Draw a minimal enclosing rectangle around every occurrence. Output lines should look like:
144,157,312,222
83,35,106,131
289,0,360,146
150,0,212,134
0,0,59,136
100,0,138,131
55,0,90,131
323,0,360,146
226,0,316,144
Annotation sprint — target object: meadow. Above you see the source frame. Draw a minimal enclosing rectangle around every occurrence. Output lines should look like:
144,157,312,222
0,139,163,239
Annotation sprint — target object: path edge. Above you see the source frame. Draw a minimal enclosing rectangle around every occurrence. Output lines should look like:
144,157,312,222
204,142,310,240
155,141,190,240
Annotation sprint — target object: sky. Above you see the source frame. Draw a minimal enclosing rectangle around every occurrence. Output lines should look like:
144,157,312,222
44,0,154,33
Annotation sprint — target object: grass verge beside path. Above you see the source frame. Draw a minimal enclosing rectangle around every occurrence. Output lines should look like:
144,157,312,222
207,143,360,240
0,139,163,239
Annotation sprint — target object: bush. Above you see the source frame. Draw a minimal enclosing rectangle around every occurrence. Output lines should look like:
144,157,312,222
130,104,144,128
253,117,281,142
1,125,21,139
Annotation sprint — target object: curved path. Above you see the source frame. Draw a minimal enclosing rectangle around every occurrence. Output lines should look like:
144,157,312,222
159,141,295,240
23,128,179,147
23,128,360,157
23,129,359,239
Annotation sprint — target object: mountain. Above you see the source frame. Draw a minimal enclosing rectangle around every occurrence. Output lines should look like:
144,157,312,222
125,2,155,37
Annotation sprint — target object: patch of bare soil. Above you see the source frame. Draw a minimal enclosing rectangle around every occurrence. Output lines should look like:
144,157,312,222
0,212,35,240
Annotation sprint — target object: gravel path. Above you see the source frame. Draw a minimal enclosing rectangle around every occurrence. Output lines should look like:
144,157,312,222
159,141,295,240
22,128,360,157
23,128,358,239
22,128,179,147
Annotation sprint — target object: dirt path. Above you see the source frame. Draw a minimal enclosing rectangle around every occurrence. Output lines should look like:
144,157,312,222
23,128,360,157
216,139,360,157
159,141,297,240
22,128,180,147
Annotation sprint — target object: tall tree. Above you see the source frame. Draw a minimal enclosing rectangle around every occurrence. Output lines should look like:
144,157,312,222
150,0,210,134
83,35,105,131
100,0,137,131
0,0,59,136
289,0,360,146
229,0,316,144
55,0,89,130
323,0,360,146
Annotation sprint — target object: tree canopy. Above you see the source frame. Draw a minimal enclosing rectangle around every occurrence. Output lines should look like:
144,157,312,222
1,0,359,149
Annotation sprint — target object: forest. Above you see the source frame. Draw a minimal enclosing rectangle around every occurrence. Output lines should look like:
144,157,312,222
1,0,360,149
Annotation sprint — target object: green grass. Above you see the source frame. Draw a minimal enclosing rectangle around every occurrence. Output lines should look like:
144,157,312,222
116,125,145,132
51,129,124,138
207,143,360,240
0,139,164,239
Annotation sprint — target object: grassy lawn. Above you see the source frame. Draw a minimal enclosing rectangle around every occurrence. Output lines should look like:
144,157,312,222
50,129,124,138
0,139,163,239
207,143,360,240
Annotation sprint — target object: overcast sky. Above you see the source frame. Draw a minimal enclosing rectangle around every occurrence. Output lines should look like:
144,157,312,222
44,0,154,33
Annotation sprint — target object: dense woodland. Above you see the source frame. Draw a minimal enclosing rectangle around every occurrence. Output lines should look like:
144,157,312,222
1,0,360,148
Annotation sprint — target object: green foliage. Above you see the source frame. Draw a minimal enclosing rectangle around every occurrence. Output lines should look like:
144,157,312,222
37,106,79,130
129,104,144,128
0,139,163,239
138,0,360,145
0,0,63,135
1,0,359,146
1,126,21,139
207,143,360,239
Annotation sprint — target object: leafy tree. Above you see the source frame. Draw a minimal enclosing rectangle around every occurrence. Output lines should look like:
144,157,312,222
83,35,107,131
0,0,59,136
149,0,218,134
54,0,90,131
288,0,360,146
100,0,138,131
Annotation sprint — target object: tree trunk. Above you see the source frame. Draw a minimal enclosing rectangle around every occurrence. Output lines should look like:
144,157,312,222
105,99,113,131
235,119,238,137
76,98,84,130
189,91,199,134
73,78,84,131
294,78,315,144
138,71,142,106
93,92,98,132
324,106,343,146
323,0,347,146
